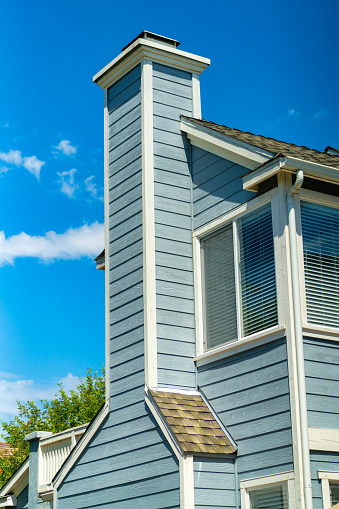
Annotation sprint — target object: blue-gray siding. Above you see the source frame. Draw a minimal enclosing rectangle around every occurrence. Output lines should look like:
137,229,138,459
191,147,255,229
57,410,180,508
310,451,339,509
197,339,293,479
17,486,28,509
194,458,237,508
304,337,339,429
57,65,180,509
153,62,196,390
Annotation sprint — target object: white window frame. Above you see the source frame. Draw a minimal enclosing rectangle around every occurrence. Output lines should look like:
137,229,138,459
240,471,295,509
318,470,339,509
295,188,339,339
193,189,287,358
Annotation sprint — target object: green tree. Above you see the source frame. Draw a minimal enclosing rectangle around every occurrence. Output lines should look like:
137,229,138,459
0,367,105,488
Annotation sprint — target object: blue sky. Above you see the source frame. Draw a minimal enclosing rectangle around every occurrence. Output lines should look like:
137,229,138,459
0,0,338,433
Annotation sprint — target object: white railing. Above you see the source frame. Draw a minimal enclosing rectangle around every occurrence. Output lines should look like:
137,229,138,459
38,423,87,490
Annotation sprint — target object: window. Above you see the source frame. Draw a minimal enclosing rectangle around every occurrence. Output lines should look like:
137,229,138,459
202,204,278,350
240,472,294,509
300,201,339,328
318,471,339,509
330,482,339,506
249,484,288,509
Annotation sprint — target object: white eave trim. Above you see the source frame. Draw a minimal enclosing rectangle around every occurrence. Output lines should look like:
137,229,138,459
0,496,16,507
243,155,339,191
53,402,109,489
0,459,29,498
93,38,210,89
180,118,273,170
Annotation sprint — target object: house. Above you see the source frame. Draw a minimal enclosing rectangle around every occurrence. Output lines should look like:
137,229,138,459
1,31,339,509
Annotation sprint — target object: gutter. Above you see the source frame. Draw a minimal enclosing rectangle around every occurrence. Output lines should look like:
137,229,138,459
287,170,313,509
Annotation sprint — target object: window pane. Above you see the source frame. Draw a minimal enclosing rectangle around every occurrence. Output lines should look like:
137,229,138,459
331,482,339,505
203,225,237,349
250,485,288,509
239,206,278,336
301,202,339,328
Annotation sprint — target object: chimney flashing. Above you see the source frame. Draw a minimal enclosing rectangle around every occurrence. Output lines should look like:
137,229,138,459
121,31,181,52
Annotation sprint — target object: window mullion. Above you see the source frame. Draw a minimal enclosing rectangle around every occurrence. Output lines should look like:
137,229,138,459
233,219,242,341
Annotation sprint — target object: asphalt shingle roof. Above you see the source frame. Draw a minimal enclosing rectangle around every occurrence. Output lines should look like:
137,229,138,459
149,389,236,455
183,117,339,170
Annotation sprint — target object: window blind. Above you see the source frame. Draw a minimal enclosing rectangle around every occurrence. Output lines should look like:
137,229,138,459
330,482,339,505
239,205,278,336
300,202,339,328
249,485,288,509
203,225,237,349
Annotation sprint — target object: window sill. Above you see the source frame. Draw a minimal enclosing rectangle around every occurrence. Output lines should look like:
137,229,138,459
194,325,286,367
302,324,339,343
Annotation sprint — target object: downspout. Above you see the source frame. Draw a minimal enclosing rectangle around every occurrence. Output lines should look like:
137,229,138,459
287,170,313,509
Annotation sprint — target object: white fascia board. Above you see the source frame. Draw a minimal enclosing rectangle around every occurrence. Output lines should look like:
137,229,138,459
0,496,17,507
94,38,210,89
145,387,183,460
309,428,339,452
0,459,29,497
180,119,272,170
53,402,109,490
243,155,339,191
39,423,88,446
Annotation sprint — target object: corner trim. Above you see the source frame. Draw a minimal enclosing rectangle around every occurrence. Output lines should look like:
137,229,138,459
179,455,194,509
141,59,157,388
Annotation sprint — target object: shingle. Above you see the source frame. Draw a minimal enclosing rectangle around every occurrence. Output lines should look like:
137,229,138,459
149,389,236,455
182,116,339,170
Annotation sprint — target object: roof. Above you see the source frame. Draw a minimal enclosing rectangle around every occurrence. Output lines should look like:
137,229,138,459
183,117,339,170
0,442,11,455
149,389,236,455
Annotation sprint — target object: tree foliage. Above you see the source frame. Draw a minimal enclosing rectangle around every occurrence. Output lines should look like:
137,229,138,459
0,367,105,488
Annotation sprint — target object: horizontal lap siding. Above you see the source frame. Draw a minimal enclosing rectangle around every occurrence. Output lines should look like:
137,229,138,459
191,147,255,229
197,339,293,479
58,65,180,508
153,62,196,390
194,458,237,508
304,337,339,428
16,486,28,509
310,451,339,509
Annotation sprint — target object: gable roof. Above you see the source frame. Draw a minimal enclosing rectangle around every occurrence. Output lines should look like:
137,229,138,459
183,117,339,170
149,389,236,455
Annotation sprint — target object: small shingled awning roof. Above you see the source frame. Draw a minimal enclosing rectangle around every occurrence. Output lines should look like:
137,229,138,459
149,389,236,455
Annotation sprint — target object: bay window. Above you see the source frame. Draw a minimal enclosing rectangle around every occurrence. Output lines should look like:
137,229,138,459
202,204,278,351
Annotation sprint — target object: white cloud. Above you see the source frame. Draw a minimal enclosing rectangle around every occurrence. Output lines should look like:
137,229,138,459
0,149,45,179
0,221,104,266
54,140,77,156
84,175,104,201
0,372,79,434
288,109,300,117
313,108,329,120
57,168,78,198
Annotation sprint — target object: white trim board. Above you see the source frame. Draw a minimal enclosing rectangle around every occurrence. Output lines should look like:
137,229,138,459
180,118,272,170
0,496,16,507
309,428,339,452
243,156,339,191
94,38,210,89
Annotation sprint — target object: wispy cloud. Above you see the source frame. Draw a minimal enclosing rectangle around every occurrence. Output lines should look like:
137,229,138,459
54,140,77,156
0,221,104,266
0,149,45,179
287,109,300,117
0,372,78,431
84,175,104,201
57,168,78,197
3,122,9,128
313,108,329,120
